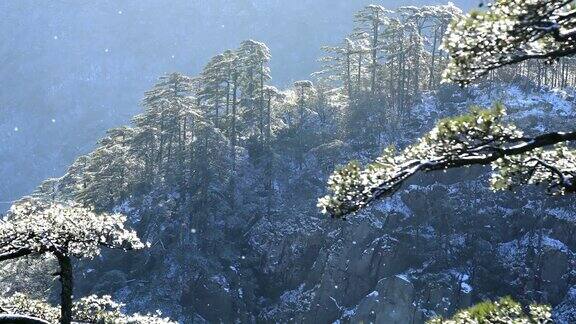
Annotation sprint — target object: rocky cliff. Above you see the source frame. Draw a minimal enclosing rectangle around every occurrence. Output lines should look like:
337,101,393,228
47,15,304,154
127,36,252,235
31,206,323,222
54,83,576,323
51,86,576,323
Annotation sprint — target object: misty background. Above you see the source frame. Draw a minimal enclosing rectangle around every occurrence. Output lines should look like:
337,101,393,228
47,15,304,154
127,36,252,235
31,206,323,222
0,0,472,209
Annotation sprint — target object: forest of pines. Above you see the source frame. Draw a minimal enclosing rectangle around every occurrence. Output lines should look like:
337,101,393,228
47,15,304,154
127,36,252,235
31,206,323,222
4,1,576,323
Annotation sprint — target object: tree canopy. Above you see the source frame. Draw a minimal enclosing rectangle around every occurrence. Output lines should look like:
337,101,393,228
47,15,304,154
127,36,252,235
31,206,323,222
0,199,144,262
0,293,175,324
444,0,576,85
428,296,552,324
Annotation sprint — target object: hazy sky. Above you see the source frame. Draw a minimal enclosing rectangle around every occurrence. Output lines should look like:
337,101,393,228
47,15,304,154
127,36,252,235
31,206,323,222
0,0,474,208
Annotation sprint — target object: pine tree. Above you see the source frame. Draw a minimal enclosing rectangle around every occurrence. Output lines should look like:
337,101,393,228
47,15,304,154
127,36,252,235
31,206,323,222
76,127,135,210
293,80,315,168
317,38,357,102
197,53,229,128
138,73,198,184
237,40,271,139
352,5,393,97
262,85,283,216
0,199,145,324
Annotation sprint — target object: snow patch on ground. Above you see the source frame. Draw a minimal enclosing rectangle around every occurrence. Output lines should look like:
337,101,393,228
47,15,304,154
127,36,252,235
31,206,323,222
547,207,576,223
498,234,571,267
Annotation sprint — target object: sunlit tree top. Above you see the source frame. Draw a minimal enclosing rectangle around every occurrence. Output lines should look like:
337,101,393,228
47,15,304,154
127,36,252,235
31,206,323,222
443,0,576,85
0,199,145,260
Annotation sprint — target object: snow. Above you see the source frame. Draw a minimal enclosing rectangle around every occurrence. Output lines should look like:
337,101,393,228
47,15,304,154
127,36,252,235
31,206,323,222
211,274,230,293
395,274,411,283
461,282,472,294
498,234,571,267
373,195,412,219
547,207,576,223
542,236,570,253
367,291,379,298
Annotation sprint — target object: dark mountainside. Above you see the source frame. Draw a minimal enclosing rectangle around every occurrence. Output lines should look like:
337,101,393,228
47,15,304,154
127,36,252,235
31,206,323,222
2,2,576,324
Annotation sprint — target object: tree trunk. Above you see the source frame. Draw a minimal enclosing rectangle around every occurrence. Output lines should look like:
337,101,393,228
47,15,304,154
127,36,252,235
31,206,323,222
215,95,220,128
346,47,353,103
230,77,238,208
370,15,379,97
56,253,73,324
266,95,273,216
259,60,265,139
357,52,363,96
429,25,439,89
297,86,305,169
0,314,50,324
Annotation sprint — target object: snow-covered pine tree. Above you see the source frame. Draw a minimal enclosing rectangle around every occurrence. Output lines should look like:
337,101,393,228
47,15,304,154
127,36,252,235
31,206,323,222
263,85,283,216
75,127,136,210
427,296,551,323
443,0,576,86
352,5,393,97
237,40,272,140
0,199,146,324
317,38,357,102
197,53,229,128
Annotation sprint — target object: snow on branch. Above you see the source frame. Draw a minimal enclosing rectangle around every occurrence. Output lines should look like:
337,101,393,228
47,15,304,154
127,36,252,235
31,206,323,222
0,199,146,260
0,293,175,324
318,104,576,218
443,0,576,85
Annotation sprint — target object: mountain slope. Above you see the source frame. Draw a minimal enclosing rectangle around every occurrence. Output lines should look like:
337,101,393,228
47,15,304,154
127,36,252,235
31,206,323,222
20,83,576,323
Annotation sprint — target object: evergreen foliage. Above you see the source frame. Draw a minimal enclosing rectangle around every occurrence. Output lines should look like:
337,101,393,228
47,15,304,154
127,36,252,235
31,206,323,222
428,297,552,324
444,0,576,86
0,199,147,323
0,293,175,324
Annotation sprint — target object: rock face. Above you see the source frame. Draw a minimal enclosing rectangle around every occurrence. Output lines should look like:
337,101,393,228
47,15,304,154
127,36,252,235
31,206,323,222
348,276,424,324
28,84,576,323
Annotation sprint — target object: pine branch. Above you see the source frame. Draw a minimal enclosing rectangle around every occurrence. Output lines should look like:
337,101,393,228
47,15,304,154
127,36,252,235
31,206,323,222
326,130,576,218
369,131,576,198
0,314,50,324
0,248,32,262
